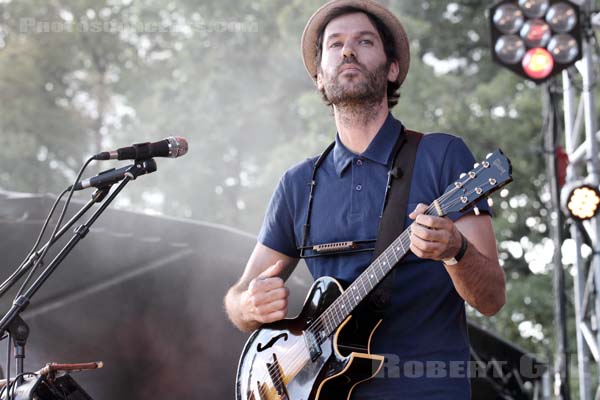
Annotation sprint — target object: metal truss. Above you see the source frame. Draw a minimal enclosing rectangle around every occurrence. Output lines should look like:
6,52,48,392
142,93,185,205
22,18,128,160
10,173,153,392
561,1,600,399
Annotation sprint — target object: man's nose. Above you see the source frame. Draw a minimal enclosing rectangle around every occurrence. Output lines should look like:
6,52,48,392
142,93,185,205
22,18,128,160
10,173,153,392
342,42,356,59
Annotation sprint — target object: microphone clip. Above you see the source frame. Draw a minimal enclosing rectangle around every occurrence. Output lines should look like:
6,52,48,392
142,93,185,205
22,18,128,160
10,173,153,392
389,167,403,179
127,158,158,180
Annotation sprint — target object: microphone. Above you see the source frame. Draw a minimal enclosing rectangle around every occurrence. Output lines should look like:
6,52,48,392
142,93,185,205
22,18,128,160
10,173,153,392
93,136,188,161
68,159,157,191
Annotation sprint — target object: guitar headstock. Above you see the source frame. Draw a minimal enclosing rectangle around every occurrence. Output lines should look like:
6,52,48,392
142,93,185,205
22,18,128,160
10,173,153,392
438,149,513,216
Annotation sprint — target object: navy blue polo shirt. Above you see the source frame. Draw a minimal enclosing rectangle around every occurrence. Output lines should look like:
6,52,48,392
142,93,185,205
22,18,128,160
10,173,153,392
258,113,490,399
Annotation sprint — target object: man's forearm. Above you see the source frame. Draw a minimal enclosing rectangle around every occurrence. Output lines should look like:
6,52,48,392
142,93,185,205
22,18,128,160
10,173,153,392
444,240,505,316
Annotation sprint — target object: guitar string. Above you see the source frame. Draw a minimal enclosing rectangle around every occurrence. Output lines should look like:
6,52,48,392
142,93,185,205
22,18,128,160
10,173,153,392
254,176,499,394
252,176,499,394
249,164,502,394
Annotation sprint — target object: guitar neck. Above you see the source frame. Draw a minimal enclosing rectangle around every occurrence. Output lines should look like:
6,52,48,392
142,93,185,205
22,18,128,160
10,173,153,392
313,227,412,337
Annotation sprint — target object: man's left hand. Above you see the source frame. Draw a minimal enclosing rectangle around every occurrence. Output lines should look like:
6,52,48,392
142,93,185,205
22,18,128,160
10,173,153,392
408,203,462,261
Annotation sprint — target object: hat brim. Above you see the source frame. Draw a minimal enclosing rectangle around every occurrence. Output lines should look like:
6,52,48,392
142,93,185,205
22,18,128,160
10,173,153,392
301,0,410,86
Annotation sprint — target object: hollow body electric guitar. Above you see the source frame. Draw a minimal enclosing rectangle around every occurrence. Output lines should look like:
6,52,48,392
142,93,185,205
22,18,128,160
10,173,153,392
236,150,513,400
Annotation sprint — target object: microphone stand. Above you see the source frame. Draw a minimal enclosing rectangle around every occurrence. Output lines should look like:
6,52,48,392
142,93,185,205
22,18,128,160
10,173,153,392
0,160,155,395
0,187,111,300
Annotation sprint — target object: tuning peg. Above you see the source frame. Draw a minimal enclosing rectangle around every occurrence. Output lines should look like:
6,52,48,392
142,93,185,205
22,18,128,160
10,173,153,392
473,163,480,169
486,153,493,159
473,207,480,216
460,173,466,179
487,198,494,207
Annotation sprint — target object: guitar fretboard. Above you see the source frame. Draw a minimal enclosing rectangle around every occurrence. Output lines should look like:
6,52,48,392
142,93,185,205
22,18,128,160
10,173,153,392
311,226,413,338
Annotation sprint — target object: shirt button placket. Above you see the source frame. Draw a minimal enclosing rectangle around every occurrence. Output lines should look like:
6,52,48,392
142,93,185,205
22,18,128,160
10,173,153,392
355,159,364,192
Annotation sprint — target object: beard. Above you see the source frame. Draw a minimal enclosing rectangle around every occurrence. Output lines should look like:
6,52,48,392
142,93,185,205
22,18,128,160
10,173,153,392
321,57,389,107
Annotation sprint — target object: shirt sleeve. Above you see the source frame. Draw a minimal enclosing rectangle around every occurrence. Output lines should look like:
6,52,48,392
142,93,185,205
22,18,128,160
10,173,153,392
439,136,492,222
257,173,301,258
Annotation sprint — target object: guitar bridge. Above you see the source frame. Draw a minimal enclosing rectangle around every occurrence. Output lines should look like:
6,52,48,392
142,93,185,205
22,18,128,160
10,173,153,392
266,354,289,400
303,330,322,362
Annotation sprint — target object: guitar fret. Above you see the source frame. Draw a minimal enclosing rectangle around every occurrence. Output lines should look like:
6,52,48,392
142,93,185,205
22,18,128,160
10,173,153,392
377,260,385,277
373,267,383,281
360,276,367,296
391,244,398,259
392,246,398,259
331,311,339,331
402,236,410,251
323,312,330,332
323,317,331,335
362,278,368,294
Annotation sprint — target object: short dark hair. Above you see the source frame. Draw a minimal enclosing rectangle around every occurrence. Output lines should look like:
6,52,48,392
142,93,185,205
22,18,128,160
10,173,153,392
314,6,401,109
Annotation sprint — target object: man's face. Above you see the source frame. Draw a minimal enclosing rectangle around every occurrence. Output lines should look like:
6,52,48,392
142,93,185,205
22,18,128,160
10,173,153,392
317,12,399,106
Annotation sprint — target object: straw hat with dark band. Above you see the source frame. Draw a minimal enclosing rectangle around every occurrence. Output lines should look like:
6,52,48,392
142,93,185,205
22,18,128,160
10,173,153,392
301,0,410,86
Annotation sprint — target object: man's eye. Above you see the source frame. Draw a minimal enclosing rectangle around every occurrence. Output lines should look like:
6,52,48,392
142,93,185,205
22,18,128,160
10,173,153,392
360,39,373,45
329,42,342,48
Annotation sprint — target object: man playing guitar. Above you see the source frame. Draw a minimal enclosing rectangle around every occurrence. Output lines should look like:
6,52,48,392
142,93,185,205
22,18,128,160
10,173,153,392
225,1,506,398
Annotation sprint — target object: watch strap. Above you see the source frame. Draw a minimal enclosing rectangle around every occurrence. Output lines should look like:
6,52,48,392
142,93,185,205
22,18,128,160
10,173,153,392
443,232,468,266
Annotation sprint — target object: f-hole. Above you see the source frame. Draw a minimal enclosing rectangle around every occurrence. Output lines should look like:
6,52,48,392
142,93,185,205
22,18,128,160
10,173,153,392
257,333,289,352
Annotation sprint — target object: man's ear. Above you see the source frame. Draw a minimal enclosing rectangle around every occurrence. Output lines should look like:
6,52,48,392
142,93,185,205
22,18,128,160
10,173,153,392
387,60,399,82
316,71,324,90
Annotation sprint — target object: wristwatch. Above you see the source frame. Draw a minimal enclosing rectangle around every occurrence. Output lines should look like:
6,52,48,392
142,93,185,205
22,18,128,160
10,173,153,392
443,232,468,266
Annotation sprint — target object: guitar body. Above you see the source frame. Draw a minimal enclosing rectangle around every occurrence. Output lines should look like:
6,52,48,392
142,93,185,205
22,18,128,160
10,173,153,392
235,276,385,400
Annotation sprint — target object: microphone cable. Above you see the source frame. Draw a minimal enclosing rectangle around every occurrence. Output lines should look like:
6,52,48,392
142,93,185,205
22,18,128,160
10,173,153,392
14,156,96,299
0,188,69,297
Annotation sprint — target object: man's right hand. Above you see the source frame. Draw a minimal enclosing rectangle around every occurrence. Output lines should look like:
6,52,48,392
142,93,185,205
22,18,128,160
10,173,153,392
240,260,290,324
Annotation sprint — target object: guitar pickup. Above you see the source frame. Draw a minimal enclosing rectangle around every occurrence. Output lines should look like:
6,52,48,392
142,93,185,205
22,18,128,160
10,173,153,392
303,330,322,362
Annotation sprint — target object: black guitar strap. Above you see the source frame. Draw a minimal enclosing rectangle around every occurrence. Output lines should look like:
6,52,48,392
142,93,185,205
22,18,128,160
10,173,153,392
368,129,423,311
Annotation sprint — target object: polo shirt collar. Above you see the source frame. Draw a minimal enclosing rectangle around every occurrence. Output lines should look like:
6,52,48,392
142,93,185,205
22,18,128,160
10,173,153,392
332,113,403,177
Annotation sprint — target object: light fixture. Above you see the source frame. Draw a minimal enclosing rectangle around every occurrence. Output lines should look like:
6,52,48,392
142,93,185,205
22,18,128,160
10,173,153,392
561,182,600,221
489,0,582,83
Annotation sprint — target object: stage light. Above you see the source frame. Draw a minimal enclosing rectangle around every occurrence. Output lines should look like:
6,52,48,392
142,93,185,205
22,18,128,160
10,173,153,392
521,19,552,47
522,47,554,79
547,34,579,63
494,4,525,33
518,0,549,18
546,3,577,32
489,0,582,83
495,35,527,63
561,183,600,221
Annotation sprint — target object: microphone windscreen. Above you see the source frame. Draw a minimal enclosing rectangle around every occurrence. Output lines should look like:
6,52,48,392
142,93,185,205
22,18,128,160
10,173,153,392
169,136,189,158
